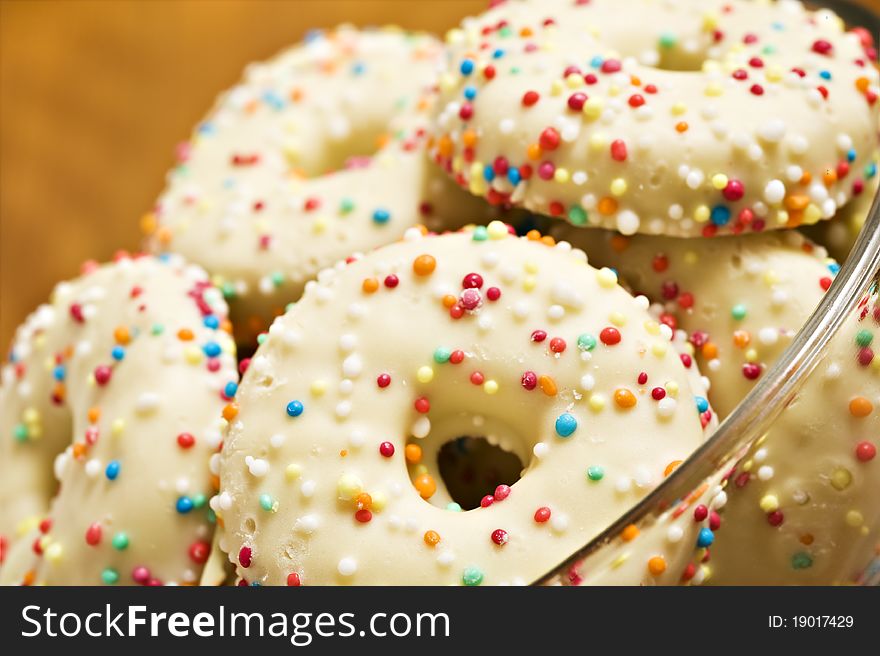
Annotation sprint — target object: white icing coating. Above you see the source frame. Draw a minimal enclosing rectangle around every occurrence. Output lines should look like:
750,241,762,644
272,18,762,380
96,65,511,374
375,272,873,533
149,26,507,343
431,0,879,236
215,226,708,585
0,255,237,585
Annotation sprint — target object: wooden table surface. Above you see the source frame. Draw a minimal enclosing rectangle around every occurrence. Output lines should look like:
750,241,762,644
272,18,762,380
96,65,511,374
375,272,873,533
0,0,877,348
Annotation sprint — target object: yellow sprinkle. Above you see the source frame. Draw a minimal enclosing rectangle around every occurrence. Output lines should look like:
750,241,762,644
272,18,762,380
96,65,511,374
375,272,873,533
610,311,626,327
438,72,457,92
745,348,758,362
524,260,539,274
285,463,303,482
582,97,604,120
469,162,484,179
610,178,628,196
765,65,783,83
554,168,570,184
702,11,719,31
671,102,687,116
611,554,629,569
522,276,537,292
111,419,125,437
550,79,564,96
694,205,710,223
666,381,680,398
337,473,363,500
804,204,822,224
831,467,852,491
469,178,488,196
596,267,618,288
759,494,779,512
651,342,668,357
763,270,780,285
846,510,864,527
371,491,388,512
487,220,508,240
711,174,728,190
565,73,583,89
589,394,607,412
775,210,789,225
589,133,607,151
417,366,434,384
704,82,724,97
684,251,699,266
44,542,63,563
311,217,328,234
310,379,328,397
16,515,41,537
644,320,660,336
742,459,754,472
23,408,39,424
184,346,203,365
484,380,499,395
451,154,463,174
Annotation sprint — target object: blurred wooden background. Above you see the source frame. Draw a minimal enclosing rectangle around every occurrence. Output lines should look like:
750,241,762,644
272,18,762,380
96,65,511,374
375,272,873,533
0,0,484,348
0,0,876,348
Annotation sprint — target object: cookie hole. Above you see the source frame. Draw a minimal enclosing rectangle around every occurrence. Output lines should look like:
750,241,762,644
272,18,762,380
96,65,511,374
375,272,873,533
435,436,524,511
244,517,257,534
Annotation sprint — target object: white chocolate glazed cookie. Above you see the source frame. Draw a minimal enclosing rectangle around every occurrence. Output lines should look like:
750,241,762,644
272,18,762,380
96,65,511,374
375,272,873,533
431,0,879,236
147,26,502,344
708,289,880,584
0,255,237,585
546,226,837,417
214,224,710,586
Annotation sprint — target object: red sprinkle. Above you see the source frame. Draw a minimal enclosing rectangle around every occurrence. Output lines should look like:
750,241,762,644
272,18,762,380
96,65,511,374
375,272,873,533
383,275,399,289
189,541,211,564
379,442,395,458
610,139,628,162
462,273,484,289
600,327,621,345
539,127,561,151
521,371,538,390
480,495,495,508
531,329,548,343
177,433,195,449
494,484,511,501
94,365,112,386
549,337,566,353
856,441,876,462
522,90,540,106
238,546,252,568
811,39,833,56
287,572,302,586
85,522,102,546
377,373,391,388
491,529,509,546
534,507,551,523
414,397,430,414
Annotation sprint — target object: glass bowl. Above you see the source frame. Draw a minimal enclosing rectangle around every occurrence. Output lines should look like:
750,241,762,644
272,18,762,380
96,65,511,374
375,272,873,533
536,0,880,586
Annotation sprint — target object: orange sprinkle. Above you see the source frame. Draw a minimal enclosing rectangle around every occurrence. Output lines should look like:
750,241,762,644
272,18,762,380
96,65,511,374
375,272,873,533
442,294,457,308
113,326,131,345
210,474,220,491
340,449,348,457
437,135,454,158
405,443,422,464
424,530,441,547
664,460,683,477
597,196,618,216
614,388,637,409
784,194,810,211
23,570,36,586
462,129,478,148
800,533,814,546
222,403,239,421
375,133,391,149
856,77,870,93
87,407,100,424
630,75,641,86
72,442,87,459
177,328,194,341
786,209,804,228
413,254,436,276
519,26,533,37
139,213,157,236
822,169,837,186
621,524,640,542
732,330,750,348
526,142,542,161
701,342,718,359
610,235,630,253
156,226,173,246
526,229,543,241
849,396,873,418
675,121,689,133
540,235,556,247
362,278,379,294
647,556,667,576
220,319,234,334
538,375,557,396
290,87,304,102
356,493,372,510
799,171,812,185
52,383,65,402
414,474,436,499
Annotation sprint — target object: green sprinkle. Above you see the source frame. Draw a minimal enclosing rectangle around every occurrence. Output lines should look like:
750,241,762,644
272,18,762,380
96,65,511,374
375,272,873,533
462,566,484,586
731,304,747,320
271,272,284,287
150,323,165,336
658,32,677,49
577,334,597,351
761,45,777,55
499,26,512,38
587,466,605,481
207,508,217,524
568,206,588,225
791,552,813,570
433,347,452,364
192,493,207,509
472,226,488,241
446,502,463,512
111,532,129,551
259,493,278,512
102,568,119,585
856,329,873,347
339,198,355,215
221,282,237,299
257,333,267,345
13,423,28,442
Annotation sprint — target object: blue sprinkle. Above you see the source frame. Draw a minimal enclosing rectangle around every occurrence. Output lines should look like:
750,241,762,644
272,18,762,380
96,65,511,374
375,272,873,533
507,168,521,185
203,315,219,330
828,262,841,275
590,55,603,69
696,396,709,413
53,365,66,381
866,162,877,179
224,381,238,399
492,48,505,59
483,164,495,182
176,496,194,514
262,91,284,111
158,253,172,262
286,400,304,417
351,61,366,75
203,341,221,358
222,178,236,189
460,59,475,75
555,413,578,438
197,122,215,135
847,148,857,163
372,208,391,224
304,29,323,43
710,204,731,226
105,460,121,481
771,21,785,31
697,527,715,548
819,70,832,81
111,346,125,361
463,85,477,100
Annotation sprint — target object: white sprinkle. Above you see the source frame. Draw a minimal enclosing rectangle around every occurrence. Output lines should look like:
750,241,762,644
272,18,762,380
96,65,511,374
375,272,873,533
294,514,320,534
757,119,786,143
269,433,285,449
342,354,362,378
85,458,102,479
335,401,352,419
657,397,677,417
337,557,357,576
550,513,569,533
135,392,160,415
339,334,357,352
685,170,705,190
245,456,269,477
580,374,595,392
533,442,549,459
758,327,779,346
617,210,640,235
412,416,431,439
763,179,786,204
757,465,775,481
437,551,456,566
666,526,684,543
300,480,316,498
547,305,566,321
615,476,632,493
